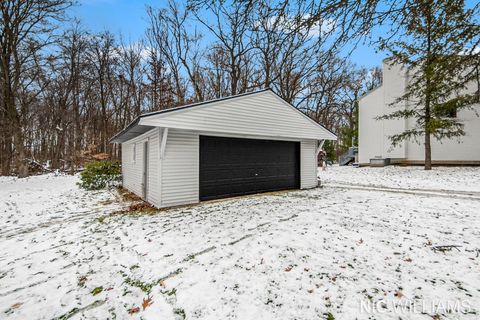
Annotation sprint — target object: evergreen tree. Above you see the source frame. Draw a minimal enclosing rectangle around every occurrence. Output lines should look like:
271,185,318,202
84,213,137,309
376,0,480,170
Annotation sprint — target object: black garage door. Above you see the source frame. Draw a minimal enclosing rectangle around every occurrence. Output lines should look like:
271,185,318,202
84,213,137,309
199,136,300,200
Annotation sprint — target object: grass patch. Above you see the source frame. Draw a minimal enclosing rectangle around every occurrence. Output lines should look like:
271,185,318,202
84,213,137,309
174,308,186,319
120,271,157,294
326,312,335,320
91,286,103,296
162,288,177,296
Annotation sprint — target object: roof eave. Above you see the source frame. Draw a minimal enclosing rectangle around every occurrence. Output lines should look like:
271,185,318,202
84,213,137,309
110,117,155,143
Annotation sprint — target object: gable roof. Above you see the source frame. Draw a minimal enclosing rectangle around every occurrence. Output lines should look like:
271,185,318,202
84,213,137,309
111,89,336,143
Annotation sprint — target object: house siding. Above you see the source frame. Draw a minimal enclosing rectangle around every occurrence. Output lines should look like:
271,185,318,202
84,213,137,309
405,107,480,161
381,62,408,159
122,130,319,208
359,60,480,164
121,128,162,208
160,129,199,207
359,86,384,164
300,140,318,189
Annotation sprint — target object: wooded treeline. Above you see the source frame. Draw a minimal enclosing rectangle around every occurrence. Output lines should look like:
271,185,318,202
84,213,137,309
1,0,383,176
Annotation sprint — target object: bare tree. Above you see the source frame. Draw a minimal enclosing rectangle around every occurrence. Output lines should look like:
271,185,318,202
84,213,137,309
0,0,404,175
145,47,175,111
0,0,72,176
86,32,119,154
192,0,255,96
147,1,205,103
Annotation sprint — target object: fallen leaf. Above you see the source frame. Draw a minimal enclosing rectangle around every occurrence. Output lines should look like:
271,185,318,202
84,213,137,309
11,302,22,309
358,238,364,244
307,289,314,293
159,279,165,287
142,295,154,310
285,265,293,272
404,258,413,262
78,276,87,286
128,307,140,315
394,290,404,298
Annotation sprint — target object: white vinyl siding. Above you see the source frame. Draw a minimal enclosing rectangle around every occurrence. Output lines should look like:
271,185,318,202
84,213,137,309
121,128,161,208
122,140,143,197
160,129,199,207
119,91,334,208
146,131,161,207
359,86,384,164
140,91,335,141
131,144,136,163
300,140,318,189
122,131,319,208
359,60,480,164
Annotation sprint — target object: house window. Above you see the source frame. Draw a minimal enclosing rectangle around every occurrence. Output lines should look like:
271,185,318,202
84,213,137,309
132,144,136,163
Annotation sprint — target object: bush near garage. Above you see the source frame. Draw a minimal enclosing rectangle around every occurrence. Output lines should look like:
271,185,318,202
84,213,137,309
78,160,121,190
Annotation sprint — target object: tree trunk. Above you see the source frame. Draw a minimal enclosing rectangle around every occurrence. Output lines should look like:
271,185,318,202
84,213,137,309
13,125,28,177
424,132,432,170
424,90,432,170
424,6,433,171
0,118,12,174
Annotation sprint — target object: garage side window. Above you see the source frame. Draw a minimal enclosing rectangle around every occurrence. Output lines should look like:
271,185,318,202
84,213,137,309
132,143,136,163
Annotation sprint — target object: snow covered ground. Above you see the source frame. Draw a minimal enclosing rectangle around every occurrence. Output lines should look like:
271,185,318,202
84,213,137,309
320,165,480,194
1,167,479,320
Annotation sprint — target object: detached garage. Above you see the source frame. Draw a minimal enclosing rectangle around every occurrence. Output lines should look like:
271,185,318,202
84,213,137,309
111,89,336,208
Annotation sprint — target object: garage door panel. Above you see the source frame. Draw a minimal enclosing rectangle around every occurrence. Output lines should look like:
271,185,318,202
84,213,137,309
200,177,297,199
200,164,297,180
199,136,300,200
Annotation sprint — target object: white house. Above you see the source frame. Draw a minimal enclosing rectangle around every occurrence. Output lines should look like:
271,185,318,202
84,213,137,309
358,59,480,166
111,89,336,208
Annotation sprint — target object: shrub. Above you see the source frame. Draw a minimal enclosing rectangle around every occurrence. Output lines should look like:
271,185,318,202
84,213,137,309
79,160,121,190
